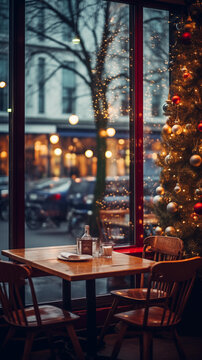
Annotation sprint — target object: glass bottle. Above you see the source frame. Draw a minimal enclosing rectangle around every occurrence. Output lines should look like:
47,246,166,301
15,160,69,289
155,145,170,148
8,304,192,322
77,225,93,255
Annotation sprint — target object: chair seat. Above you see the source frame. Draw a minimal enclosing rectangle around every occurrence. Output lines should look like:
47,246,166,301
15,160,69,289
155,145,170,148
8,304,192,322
115,306,180,329
111,288,168,302
9,305,79,328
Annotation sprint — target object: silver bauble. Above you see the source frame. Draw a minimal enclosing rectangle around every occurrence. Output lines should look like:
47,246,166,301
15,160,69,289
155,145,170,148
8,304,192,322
189,154,202,167
156,186,165,195
167,202,178,213
153,195,163,205
174,183,181,193
165,226,176,235
155,226,163,235
162,102,172,116
165,154,173,165
172,124,182,135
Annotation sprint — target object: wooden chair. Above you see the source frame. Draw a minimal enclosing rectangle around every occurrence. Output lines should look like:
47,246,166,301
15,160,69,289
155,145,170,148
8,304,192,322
110,257,202,360
0,260,84,360
98,235,184,345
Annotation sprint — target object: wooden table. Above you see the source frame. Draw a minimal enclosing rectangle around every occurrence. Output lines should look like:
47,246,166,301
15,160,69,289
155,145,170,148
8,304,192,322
2,245,155,358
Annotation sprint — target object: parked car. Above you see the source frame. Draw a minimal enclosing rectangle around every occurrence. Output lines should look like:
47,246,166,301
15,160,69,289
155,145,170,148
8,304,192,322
25,177,72,230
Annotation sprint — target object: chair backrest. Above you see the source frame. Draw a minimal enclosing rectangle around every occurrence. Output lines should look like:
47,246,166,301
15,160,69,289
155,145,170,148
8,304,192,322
143,257,202,327
0,260,41,327
140,236,184,287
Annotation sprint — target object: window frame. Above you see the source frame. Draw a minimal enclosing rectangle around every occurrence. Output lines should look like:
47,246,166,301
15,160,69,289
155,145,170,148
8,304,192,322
9,0,185,251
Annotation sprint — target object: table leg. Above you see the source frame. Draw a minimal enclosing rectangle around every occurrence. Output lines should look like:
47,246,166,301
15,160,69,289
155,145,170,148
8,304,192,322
62,279,71,310
86,279,97,358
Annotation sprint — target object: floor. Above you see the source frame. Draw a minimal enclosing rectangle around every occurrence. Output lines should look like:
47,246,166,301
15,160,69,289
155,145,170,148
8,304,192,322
1,326,202,360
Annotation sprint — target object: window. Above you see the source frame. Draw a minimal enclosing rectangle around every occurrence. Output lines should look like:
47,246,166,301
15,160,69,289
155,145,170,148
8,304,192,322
0,0,8,35
3,0,184,304
62,0,72,41
38,57,45,113
62,63,75,114
0,55,8,111
143,8,169,236
37,3,45,41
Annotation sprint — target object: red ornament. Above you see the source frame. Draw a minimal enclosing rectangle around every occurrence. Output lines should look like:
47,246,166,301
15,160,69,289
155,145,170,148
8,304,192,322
172,95,181,105
194,202,202,215
198,122,202,132
183,72,191,79
182,32,191,41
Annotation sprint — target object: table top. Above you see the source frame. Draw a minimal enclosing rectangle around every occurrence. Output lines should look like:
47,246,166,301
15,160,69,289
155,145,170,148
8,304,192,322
2,245,155,282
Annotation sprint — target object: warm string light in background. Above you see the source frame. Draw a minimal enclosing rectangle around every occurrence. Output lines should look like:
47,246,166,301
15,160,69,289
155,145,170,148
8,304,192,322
50,134,59,144
69,114,79,125
0,81,7,88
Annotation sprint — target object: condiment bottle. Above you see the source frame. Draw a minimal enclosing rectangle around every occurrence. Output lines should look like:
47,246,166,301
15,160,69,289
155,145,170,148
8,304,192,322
79,225,93,255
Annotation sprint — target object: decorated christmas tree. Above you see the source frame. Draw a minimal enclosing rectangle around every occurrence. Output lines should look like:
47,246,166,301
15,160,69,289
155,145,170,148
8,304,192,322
153,1,202,256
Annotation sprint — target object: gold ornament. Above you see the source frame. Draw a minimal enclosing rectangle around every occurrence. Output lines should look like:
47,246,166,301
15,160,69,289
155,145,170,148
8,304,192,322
167,202,178,213
153,195,163,205
172,124,182,135
189,154,202,167
162,124,172,135
184,16,196,32
165,226,176,236
155,226,163,235
156,186,165,195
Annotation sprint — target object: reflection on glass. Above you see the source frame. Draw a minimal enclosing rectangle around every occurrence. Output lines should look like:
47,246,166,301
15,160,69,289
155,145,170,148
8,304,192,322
25,0,129,300
143,8,169,237
0,0,9,263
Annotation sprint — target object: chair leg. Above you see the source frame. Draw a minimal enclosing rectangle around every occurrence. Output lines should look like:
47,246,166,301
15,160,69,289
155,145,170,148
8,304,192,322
139,334,143,360
173,329,187,360
110,321,128,360
22,331,35,360
65,323,85,360
142,331,153,360
98,297,120,346
47,331,56,359
1,326,15,349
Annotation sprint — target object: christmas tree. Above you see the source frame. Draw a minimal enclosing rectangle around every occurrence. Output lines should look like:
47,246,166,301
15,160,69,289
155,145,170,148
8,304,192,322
153,1,202,256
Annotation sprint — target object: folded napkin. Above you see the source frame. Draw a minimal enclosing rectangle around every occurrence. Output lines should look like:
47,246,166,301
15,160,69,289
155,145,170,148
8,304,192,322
59,252,80,260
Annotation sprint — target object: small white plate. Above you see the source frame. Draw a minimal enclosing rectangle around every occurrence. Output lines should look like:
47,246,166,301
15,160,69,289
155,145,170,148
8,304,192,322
58,253,92,262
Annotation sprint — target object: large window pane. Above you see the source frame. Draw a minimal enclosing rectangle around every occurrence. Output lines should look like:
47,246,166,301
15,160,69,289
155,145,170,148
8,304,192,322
25,0,129,301
143,8,169,237
0,0,9,263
